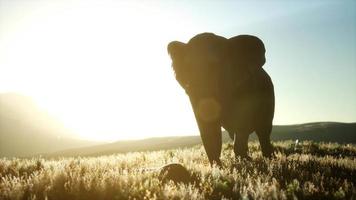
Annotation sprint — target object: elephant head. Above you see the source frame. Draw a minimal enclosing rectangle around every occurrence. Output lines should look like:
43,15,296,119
168,33,227,99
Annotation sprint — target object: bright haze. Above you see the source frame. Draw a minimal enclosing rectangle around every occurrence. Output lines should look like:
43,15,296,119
0,0,355,142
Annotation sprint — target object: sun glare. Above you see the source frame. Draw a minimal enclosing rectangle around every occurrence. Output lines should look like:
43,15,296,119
3,1,354,142
0,0,203,141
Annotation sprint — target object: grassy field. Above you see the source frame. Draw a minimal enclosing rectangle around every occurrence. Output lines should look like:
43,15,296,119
0,141,355,200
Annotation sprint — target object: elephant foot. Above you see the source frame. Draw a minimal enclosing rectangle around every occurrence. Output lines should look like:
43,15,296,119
228,131,234,140
262,144,275,158
210,159,222,168
235,154,252,161
234,146,251,161
233,132,249,161
256,125,274,158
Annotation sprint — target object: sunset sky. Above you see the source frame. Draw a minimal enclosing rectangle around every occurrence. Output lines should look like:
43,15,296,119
0,0,355,141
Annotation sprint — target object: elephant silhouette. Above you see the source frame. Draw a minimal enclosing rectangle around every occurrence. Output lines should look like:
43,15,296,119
168,33,275,166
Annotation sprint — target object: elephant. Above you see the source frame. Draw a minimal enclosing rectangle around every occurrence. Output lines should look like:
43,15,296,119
167,33,275,166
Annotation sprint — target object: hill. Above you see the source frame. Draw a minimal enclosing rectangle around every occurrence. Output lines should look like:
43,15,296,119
269,122,356,143
48,122,356,157
1,93,354,158
0,93,102,157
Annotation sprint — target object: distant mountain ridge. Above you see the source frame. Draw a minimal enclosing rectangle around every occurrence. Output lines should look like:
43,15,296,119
47,122,356,158
0,93,103,157
1,93,355,158
269,122,356,143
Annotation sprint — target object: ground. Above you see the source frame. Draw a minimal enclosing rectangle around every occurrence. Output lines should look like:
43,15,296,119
0,141,355,200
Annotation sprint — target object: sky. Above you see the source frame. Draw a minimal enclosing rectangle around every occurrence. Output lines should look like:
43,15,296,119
0,0,355,141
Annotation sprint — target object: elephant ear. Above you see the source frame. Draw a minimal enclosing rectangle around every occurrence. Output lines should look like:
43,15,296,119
167,41,186,60
167,41,190,89
228,35,266,69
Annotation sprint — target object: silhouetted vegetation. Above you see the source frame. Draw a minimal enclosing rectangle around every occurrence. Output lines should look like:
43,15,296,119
0,141,355,199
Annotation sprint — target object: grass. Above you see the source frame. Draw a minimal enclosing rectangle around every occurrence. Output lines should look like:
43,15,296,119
0,141,355,200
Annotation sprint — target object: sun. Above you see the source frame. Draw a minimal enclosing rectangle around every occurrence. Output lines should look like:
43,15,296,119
0,0,202,141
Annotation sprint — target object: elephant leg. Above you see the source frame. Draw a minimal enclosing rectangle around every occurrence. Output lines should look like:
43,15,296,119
256,125,274,158
228,131,234,140
234,132,250,159
190,97,222,166
198,120,222,166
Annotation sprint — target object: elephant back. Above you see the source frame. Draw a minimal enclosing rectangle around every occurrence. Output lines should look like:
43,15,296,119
228,35,266,70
